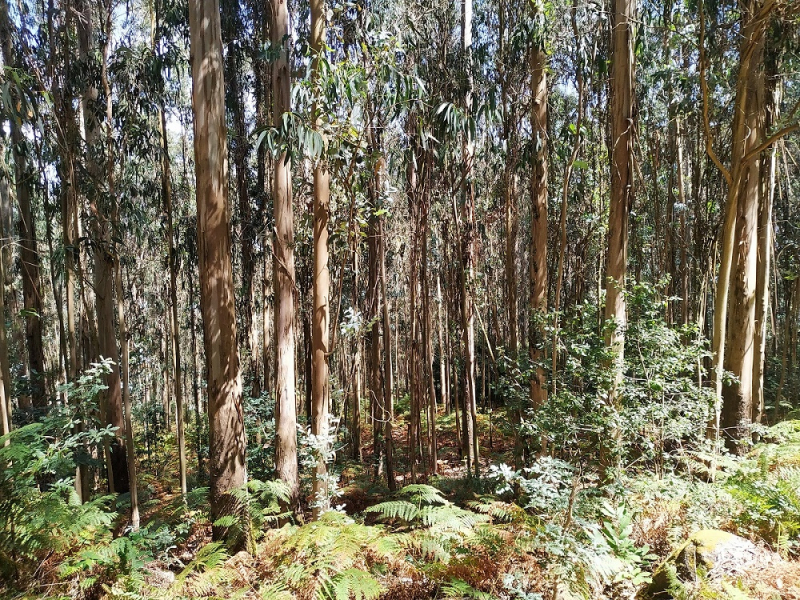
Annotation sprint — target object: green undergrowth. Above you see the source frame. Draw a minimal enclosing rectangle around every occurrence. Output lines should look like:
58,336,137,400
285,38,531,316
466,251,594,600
3,419,800,599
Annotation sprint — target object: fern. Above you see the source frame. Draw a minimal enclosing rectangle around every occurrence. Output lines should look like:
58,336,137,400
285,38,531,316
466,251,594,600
249,478,292,505
214,515,239,528
374,532,407,555
260,579,294,600
367,484,486,533
441,578,496,600
0,411,118,581
365,499,419,522
417,534,452,562
172,564,239,599
177,541,228,581
395,484,448,505
364,483,494,565
58,526,153,595
420,504,488,531
727,465,800,554
321,568,382,600
268,511,396,600
467,499,528,524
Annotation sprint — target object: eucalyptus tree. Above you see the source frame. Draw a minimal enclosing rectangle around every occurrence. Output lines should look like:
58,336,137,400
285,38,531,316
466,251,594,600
45,0,89,499
551,0,587,400
754,31,783,423
700,0,799,449
76,0,129,493
717,0,767,452
603,0,636,469
221,0,257,391
310,0,331,518
460,0,480,478
187,0,247,544
353,14,421,487
717,0,799,450
96,0,144,525
0,0,46,410
271,0,300,507
0,1,36,432
528,0,548,413
148,0,189,498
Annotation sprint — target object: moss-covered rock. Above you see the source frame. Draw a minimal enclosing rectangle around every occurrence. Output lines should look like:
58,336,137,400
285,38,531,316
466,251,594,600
647,530,759,599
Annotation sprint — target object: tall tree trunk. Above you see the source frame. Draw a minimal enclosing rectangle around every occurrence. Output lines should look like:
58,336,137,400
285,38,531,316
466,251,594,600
351,245,362,461
379,218,395,490
161,327,170,430
303,311,312,421
705,0,775,441
188,0,247,545
406,140,422,480
0,180,9,436
753,65,779,424
114,258,139,527
505,178,518,355
81,0,128,493
188,263,204,475
102,10,139,524
181,125,204,476
310,0,331,519
271,0,299,507
262,226,272,398
422,207,437,475
160,106,188,497
0,0,46,408
677,114,690,327
55,81,83,494
460,0,479,478
529,30,548,413
499,1,518,359
436,275,448,413
603,0,636,469
720,0,766,452
368,208,384,477
42,159,67,404
552,0,584,396
222,1,256,387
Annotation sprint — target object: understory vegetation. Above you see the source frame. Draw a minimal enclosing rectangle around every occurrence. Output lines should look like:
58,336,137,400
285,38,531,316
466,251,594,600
3,299,800,599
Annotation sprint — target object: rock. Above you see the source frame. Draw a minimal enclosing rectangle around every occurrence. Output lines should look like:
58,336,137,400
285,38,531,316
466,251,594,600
648,530,762,599
144,564,176,588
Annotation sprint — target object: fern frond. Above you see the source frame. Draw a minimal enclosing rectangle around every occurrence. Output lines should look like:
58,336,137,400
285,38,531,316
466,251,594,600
186,486,210,511
420,505,488,532
271,511,403,599
214,515,238,528
373,532,406,556
365,500,419,523
281,562,308,587
318,568,382,600
177,541,228,581
228,485,252,506
418,533,451,562
179,564,237,597
260,579,294,600
396,484,448,505
249,479,292,504
466,499,526,524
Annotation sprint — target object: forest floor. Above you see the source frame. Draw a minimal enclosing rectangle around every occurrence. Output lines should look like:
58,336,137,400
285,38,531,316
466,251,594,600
8,409,800,600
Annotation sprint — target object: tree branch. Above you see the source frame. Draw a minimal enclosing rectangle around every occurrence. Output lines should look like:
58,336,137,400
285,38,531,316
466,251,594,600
743,123,800,166
699,0,731,186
